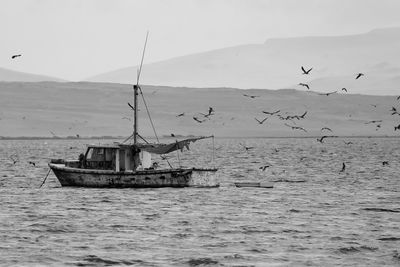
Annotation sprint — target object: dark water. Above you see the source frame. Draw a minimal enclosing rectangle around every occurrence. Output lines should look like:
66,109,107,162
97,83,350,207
0,138,400,266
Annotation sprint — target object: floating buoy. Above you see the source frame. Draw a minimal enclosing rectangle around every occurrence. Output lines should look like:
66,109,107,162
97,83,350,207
234,182,273,188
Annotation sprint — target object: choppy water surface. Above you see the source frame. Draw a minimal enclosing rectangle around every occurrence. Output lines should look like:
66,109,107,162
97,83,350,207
0,137,400,266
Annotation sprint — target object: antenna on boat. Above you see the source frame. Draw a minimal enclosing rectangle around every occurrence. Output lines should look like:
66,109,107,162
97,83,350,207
133,31,149,144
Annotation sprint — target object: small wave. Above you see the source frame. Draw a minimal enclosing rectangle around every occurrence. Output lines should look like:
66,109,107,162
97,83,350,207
337,247,360,254
378,237,400,241
288,209,301,213
223,253,244,259
337,245,378,254
187,257,219,266
363,207,400,213
79,255,142,266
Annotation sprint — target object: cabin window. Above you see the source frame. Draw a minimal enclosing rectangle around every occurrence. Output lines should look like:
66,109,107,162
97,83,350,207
86,148,105,161
85,147,116,170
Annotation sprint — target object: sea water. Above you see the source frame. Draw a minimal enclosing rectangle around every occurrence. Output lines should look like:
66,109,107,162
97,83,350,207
0,137,399,266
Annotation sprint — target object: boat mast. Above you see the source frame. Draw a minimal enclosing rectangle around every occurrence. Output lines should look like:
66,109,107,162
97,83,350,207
133,84,138,144
133,31,149,144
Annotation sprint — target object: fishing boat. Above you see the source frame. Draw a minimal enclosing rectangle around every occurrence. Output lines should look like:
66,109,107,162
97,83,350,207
48,34,218,188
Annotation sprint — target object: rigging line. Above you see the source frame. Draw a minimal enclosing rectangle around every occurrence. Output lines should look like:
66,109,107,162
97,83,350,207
137,133,149,144
122,133,134,143
139,86,160,143
137,31,149,85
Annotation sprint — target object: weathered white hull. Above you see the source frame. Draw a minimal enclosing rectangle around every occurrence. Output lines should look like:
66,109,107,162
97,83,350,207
49,163,218,188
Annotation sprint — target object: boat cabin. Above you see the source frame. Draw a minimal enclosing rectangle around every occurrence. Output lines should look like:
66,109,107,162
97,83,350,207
82,144,152,172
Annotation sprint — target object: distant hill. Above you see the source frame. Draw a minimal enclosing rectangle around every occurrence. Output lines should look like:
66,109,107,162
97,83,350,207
0,81,399,138
0,67,65,82
87,27,400,95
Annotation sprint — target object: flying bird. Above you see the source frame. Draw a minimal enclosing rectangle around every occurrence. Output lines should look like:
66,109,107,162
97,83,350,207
321,127,333,132
370,104,378,108
340,162,346,173
301,66,313,75
364,120,382,124
341,88,347,92
391,107,399,115
297,111,307,119
284,123,307,132
317,135,338,143
262,110,280,115
318,91,337,96
355,73,364,79
11,54,22,59
171,133,175,137
395,124,400,131
208,107,214,115
382,161,389,166
28,161,36,167
254,117,268,124
176,113,185,117
193,116,205,123
344,141,353,145
299,83,310,90
243,94,260,99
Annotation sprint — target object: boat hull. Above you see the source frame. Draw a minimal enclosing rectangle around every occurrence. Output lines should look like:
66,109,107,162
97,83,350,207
49,163,218,188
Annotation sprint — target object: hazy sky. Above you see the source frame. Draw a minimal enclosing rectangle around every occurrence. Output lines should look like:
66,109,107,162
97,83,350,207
1,0,400,81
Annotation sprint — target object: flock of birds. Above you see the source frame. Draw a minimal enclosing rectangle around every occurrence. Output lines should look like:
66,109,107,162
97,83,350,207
165,65,400,174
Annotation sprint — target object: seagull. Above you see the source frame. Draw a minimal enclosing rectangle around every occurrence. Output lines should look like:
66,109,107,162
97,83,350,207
370,104,378,108
239,143,254,151
28,161,36,167
299,83,310,89
284,123,307,132
340,162,346,172
341,88,347,92
259,165,271,171
208,107,214,115
382,161,389,166
193,116,205,123
11,54,22,59
171,133,175,137
301,66,312,75
395,124,400,131
243,94,260,98
391,107,400,115
321,127,333,132
365,120,382,124
76,134,80,138
254,117,268,124
262,110,280,115
318,91,337,96
9,155,19,164
344,141,353,145
355,73,364,79
317,135,338,143
176,113,185,117
297,111,307,119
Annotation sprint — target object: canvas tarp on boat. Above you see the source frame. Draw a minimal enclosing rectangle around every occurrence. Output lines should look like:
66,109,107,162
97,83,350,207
137,136,211,154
